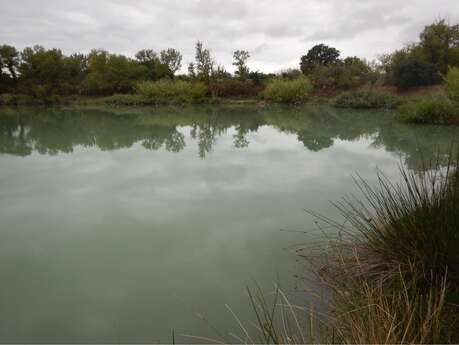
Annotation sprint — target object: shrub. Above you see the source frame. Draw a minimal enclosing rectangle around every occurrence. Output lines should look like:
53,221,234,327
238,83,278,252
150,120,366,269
262,77,313,103
444,67,459,102
333,89,400,108
0,93,38,105
135,79,209,104
395,95,459,125
101,94,148,106
212,78,262,98
0,93,14,105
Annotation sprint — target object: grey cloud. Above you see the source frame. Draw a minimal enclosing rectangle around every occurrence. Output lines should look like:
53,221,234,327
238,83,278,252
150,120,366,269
1,0,458,72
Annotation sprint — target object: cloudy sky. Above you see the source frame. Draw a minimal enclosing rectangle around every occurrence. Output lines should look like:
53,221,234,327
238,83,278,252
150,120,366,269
1,0,458,73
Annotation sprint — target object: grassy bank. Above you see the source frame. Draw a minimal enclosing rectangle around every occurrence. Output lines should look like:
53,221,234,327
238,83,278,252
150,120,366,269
219,155,459,344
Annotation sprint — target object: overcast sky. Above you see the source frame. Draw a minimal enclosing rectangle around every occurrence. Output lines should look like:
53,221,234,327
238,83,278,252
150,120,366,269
1,0,458,73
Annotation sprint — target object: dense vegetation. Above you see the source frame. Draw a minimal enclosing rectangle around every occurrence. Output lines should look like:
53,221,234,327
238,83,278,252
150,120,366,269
309,159,459,343
394,95,459,125
1,19,459,106
333,89,400,109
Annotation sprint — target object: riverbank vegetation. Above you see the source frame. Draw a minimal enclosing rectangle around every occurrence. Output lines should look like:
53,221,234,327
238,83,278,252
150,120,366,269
1,19,459,109
395,95,459,125
333,89,400,109
220,155,459,344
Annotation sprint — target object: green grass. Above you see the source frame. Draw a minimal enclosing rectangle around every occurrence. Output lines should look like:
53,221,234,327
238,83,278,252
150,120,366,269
333,89,400,109
395,95,459,125
262,77,313,104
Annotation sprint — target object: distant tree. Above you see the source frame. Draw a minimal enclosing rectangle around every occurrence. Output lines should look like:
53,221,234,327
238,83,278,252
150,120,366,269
419,19,459,74
386,47,437,89
159,48,182,76
300,44,340,74
81,50,146,95
232,50,250,80
188,62,196,78
194,41,214,85
0,44,20,79
135,49,169,80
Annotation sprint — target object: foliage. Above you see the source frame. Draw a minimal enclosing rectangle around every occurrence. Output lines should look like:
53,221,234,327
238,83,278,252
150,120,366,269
80,50,147,95
381,20,459,90
193,41,214,85
300,44,340,75
333,89,400,109
100,94,148,106
159,48,183,76
135,79,209,104
420,19,459,75
262,77,313,103
233,50,250,80
309,58,375,89
0,44,20,79
135,49,170,80
395,95,459,124
211,78,260,98
384,47,438,89
444,66,459,101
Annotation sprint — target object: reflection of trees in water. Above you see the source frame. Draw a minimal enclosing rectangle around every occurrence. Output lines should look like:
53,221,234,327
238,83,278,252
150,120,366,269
141,125,185,153
0,106,457,168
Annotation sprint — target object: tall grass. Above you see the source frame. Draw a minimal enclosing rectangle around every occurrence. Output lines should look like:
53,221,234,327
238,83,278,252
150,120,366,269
262,77,313,104
394,95,459,125
308,154,459,343
211,154,459,344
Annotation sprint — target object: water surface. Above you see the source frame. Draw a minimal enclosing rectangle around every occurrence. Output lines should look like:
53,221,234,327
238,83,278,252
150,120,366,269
0,105,457,343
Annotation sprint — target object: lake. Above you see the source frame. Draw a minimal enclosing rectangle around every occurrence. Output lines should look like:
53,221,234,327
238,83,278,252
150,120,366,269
0,105,457,343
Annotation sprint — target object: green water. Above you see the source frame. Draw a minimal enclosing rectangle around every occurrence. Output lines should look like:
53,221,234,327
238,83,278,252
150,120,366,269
0,105,457,343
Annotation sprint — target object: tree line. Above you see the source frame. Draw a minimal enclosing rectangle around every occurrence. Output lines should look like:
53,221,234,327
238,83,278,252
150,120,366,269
0,19,458,101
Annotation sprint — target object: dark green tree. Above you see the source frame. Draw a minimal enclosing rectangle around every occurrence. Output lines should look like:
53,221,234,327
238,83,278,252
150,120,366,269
300,44,340,74
419,19,459,74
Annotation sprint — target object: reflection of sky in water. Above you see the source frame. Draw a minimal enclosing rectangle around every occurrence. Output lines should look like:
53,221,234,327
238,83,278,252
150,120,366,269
0,106,457,342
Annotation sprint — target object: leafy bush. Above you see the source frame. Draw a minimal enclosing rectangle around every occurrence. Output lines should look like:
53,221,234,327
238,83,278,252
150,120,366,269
262,77,313,103
333,89,400,108
444,67,459,102
135,79,209,104
212,78,262,98
309,59,376,89
101,94,148,106
395,95,459,125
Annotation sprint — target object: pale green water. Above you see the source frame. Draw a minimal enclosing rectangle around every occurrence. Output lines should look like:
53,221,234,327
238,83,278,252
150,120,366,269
0,105,457,343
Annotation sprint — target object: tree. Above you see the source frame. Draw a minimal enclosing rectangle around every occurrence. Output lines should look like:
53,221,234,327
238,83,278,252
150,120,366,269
232,50,250,80
135,49,169,80
194,41,214,85
188,62,196,78
81,50,147,95
420,19,459,74
159,48,182,76
387,47,437,89
0,44,20,79
300,44,340,74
